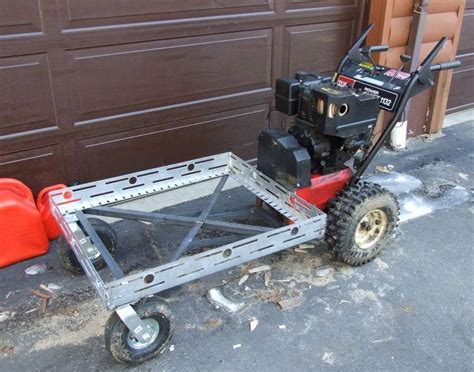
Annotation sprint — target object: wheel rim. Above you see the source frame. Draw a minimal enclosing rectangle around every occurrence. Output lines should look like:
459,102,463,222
354,209,388,249
126,318,161,350
85,243,101,261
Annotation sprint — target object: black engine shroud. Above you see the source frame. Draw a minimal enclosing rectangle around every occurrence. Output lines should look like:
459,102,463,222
257,73,379,189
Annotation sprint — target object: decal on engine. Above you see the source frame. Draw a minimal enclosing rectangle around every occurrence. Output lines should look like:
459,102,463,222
384,69,411,80
353,81,399,112
336,75,399,112
336,75,355,88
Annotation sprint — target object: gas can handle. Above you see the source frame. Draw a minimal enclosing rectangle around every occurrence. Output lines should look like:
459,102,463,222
0,178,34,202
37,184,67,209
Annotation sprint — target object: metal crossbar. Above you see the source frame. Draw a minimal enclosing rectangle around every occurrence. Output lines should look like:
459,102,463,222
85,207,271,235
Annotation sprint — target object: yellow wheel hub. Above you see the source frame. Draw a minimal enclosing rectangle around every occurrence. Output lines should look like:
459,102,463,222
354,209,388,250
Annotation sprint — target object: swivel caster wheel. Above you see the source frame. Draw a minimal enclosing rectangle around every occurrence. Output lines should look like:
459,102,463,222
105,296,174,364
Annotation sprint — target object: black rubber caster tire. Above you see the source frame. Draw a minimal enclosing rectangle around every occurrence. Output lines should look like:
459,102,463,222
325,181,399,266
105,297,174,364
57,218,117,274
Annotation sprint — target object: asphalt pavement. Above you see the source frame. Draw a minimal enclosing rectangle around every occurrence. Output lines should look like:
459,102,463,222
0,120,472,372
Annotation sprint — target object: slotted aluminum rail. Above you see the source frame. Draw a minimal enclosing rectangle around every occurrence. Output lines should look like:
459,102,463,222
51,152,326,310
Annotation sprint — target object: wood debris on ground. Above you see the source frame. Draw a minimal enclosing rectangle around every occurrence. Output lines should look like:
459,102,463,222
39,284,54,294
277,296,303,310
238,274,249,286
264,271,271,287
254,288,284,303
202,318,222,330
46,283,62,291
31,285,54,313
294,247,310,254
0,344,14,357
0,311,13,322
376,164,394,173
248,265,271,274
297,243,316,249
249,317,259,331
240,264,254,276
24,263,47,275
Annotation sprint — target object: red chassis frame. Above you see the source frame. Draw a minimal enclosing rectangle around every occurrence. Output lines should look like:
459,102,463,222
296,168,353,211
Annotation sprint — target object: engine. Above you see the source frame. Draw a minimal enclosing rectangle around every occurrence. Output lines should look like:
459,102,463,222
257,71,380,189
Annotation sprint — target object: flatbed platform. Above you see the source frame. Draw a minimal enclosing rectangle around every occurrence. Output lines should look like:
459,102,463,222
50,153,325,312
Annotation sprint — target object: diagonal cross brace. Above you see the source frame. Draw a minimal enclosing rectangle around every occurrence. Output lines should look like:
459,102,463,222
76,210,125,279
170,175,228,261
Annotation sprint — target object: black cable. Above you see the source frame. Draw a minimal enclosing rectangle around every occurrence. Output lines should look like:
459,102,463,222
266,111,272,129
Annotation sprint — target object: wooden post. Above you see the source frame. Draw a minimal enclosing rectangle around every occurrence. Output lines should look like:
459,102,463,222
403,0,429,134
368,0,394,142
427,1,466,133
368,0,394,65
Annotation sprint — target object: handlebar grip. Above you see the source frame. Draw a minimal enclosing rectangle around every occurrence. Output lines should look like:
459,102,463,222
430,60,461,71
371,44,389,53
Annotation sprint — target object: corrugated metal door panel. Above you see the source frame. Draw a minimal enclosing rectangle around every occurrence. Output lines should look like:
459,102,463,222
0,0,367,193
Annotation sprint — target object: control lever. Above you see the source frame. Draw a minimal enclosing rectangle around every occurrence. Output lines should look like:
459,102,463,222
335,24,374,74
400,54,412,64
388,54,413,84
361,45,389,71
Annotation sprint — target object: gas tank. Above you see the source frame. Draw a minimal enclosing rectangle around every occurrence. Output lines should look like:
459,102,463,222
0,178,49,267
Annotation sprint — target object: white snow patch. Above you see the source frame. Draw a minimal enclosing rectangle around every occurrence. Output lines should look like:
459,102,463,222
367,173,469,223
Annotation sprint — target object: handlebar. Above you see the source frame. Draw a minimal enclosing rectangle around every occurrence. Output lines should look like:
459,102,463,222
336,24,374,74
430,60,461,72
363,44,389,54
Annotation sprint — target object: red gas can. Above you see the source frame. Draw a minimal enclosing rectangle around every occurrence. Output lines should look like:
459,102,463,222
0,178,49,268
37,184,67,240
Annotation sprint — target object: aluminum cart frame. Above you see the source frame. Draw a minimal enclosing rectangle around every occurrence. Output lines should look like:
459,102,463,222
50,152,326,355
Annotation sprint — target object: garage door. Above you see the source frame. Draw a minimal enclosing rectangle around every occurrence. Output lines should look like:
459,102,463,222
447,0,474,113
0,0,367,193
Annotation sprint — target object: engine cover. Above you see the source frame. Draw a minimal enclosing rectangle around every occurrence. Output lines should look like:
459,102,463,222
257,129,311,189
308,83,379,138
